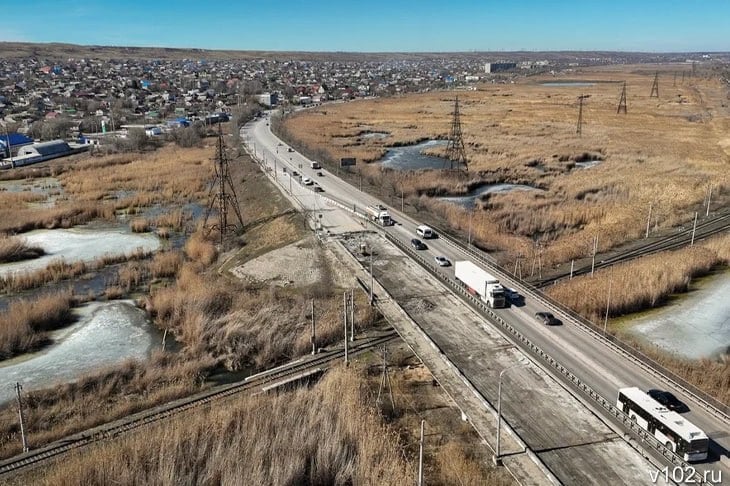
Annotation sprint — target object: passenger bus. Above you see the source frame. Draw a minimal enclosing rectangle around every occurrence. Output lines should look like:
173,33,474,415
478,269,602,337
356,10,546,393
617,387,708,462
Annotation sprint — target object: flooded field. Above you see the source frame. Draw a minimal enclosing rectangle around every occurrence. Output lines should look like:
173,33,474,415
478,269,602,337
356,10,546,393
0,227,161,278
0,300,159,404
623,271,730,359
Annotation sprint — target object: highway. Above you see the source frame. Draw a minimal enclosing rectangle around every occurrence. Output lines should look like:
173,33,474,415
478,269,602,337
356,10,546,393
243,113,729,482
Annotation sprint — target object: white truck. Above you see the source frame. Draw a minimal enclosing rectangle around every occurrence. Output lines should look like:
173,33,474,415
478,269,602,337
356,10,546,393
365,204,393,226
454,260,506,308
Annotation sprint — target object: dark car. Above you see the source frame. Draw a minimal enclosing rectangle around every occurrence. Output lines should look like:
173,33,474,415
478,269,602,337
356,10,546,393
535,312,561,326
410,238,427,250
314,186,324,192
316,171,323,176
287,147,294,152
292,171,299,177
648,389,688,413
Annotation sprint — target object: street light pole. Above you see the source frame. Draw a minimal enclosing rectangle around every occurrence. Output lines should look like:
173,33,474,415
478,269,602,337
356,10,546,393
494,363,528,465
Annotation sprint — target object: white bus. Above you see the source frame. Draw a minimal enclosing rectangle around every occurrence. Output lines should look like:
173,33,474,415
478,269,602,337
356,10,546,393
617,387,708,462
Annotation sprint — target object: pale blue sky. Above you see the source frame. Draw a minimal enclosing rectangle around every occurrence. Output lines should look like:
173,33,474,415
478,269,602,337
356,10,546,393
1,0,728,52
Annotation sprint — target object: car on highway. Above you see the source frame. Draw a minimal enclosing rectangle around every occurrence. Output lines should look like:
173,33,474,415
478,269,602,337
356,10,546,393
434,256,451,267
410,238,427,250
535,312,561,326
648,389,689,413
287,147,294,152
314,186,324,192
292,171,299,177
316,171,323,177
302,176,313,185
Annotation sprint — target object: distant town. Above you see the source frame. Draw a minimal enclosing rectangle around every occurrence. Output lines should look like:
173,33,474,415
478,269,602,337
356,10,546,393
2,44,728,167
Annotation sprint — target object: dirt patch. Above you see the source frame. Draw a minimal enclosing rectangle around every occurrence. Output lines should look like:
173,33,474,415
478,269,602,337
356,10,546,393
230,236,324,287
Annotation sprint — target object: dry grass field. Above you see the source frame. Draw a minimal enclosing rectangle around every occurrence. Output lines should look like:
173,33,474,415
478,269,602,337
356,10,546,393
0,147,212,235
10,364,515,486
281,66,730,268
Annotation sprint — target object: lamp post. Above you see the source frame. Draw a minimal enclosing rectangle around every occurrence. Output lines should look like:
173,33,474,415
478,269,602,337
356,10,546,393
494,363,529,465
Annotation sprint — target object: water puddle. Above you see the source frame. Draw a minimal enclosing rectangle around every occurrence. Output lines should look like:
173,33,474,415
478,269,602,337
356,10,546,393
541,82,596,87
440,183,541,209
380,140,461,170
0,300,160,403
0,227,161,278
624,271,730,359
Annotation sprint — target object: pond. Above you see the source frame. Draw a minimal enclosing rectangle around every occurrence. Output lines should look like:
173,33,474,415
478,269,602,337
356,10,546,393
0,300,160,404
623,271,730,359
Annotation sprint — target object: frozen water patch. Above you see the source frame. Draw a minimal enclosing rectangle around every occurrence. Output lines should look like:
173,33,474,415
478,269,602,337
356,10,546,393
0,300,158,404
627,272,730,359
440,183,541,209
0,228,161,278
380,140,456,170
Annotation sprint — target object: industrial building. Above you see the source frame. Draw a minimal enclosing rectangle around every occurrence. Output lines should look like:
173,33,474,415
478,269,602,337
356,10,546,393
255,92,279,107
0,132,33,158
484,62,518,73
1,139,89,169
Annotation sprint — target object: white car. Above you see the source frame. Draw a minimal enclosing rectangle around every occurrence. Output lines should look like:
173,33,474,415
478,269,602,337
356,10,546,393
434,256,451,267
302,176,313,185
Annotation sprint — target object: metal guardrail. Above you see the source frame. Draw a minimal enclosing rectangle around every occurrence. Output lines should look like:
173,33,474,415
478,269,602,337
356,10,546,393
382,231,707,483
430,225,730,423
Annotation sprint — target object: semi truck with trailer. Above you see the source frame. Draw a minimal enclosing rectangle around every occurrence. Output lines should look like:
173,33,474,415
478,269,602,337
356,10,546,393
454,260,506,308
365,204,393,226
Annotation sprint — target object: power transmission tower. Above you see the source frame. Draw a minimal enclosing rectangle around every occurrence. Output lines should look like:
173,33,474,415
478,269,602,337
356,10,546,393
376,346,395,413
617,82,627,114
203,123,244,244
444,96,468,171
576,94,590,136
650,72,659,98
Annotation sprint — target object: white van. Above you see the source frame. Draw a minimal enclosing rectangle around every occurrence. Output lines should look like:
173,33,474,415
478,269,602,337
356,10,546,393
416,225,434,239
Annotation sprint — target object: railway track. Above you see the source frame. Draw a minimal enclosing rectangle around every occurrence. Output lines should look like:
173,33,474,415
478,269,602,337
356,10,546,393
0,331,398,479
535,211,730,287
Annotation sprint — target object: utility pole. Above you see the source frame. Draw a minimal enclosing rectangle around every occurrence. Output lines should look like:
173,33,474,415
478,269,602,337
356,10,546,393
576,94,590,137
343,292,349,365
401,189,404,212
349,289,355,342
706,186,712,217
569,260,574,279
311,299,316,355
161,328,168,351
645,202,653,239
15,383,28,453
604,278,612,333
418,420,425,486
591,235,598,277
691,212,698,246
467,209,473,247
673,72,677,87
369,250,374,306
617,81,627,114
